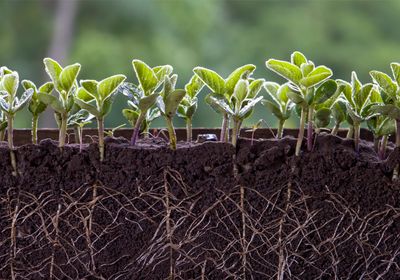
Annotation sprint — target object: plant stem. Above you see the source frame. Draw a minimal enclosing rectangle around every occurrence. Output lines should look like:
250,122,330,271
277,120,284,139
78,126,83,153
0,130,5,142
7,114,17,176
220,113,228,142
379,135,388,160
32,115,39,144
131,111,145,145
186,117,192,142
346,125,354,139
232,118,241,147
166,117,177,150
331,123,340,136
393,119,400,180
354,122,360,152
59,112,67,147
295,108,306,156
307,105,314,152
373,135,379,154
97,117,105,161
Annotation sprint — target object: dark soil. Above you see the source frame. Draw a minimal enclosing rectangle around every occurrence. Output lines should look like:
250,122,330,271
0,132,399,279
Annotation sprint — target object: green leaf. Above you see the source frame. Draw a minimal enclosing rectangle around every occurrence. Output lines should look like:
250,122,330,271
233,79,249,103
314,107,331,128
2,73,19,96
132,59,158,94
290,51,307,67
332,99,347,123
74,97,100,117
370,104,400,120
59,63,81,93
138,92,159,111
286,89,305,105
21,80,37,95
370,70,398,99
300,66,332,88
38,92,64,113
153,65,173,82
265,59,302,85
76,87,95,102
38,82,54,94
43,58,62,89
378,117,395,136
100,95,115,117
314,79,338,104
0,120,7,131
346,103,363,123
29,100,47,115
185,75,204,99
238,96,263,118
225,64,256,96
355,83,373,110
13,89,33,113
262,99,283,120
193,67,225,94
165,89,186,118
390,63,400,86
277,84,292,104
300,62,314,77
205,94,233,115
186,103,197,119
248,79,264,98
97,74,126,100
122,108,139,125
263,82,280,98
80,80,98,95
0,97,10,113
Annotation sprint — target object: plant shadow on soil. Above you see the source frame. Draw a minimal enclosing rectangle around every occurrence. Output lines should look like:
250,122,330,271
0,132,399,279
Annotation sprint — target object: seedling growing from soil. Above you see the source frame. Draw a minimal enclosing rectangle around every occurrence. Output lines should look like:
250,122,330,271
156,74,186,149
74,74,126,161
67,109,95,152
266,51,334,155
177,75,205,142
194,64,256,142
120,82,161,138
337,72,375,152
0,66,13,141
130,60,173,145
205,78,264,146
262,82,295,138
40,58,81,147
21,80,54,144
0,72,33,174
330,98,347,135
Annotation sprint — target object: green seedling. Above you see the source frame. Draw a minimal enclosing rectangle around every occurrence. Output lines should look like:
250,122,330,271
193,64,256,142
266,51,335,155
156,74,186,149
369,63,400,148
262,82,295,138
40,58,81,147
330,98,347,136
0,71,33,174
67,109,95,152
21,80,54,144
0,66,13,141
129,59,173,145
177,75,205,142
120,82,161,138
104,124,126,137
337,71,375,152
205,78,264,146
74,74,126,161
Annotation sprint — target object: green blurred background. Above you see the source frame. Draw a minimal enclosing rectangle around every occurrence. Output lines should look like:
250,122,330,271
1,0,399,129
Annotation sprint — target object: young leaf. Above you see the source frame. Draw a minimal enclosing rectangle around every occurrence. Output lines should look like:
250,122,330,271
38,92,64,113
185,75,204,99
43,58,63,90
13,89,33,113
138,92,159,111
165,89,186,118
238,96,263,118
225,64,256,96
74,97,99,117
265,59,302,85
132,59,158,94
300,66,332,88
193,67,225,94
390,63,400,86
2,73,19,97
370,104,400,120
369,70,398,99
97,74,126,100
314,79,337,104
248,79,264,98
291,51,307,67
233,79,249,104
59,63,81,93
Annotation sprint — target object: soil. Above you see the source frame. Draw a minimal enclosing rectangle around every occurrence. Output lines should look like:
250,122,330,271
0,132,399,279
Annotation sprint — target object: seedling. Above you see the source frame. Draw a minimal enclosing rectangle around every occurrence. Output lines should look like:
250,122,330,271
369,63,400,148
40,58,81,147
129,59,173,145
67,109,95,152
120,82,161,138
193,64,256,142
330,98,347,135
337,72,376,152
0,66,13,141
74,74,126,161
205,78,264,146
262,82,295,138
21,80,54,144
156,74,186,149
266,51,334,155
104,124,126,137
177,75,205,142
0,71,33,174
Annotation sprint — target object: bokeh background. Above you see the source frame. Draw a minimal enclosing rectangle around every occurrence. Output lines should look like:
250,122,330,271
1,0,399,129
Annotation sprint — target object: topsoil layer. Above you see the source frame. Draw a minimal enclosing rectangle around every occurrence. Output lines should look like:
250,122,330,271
0,133,399,279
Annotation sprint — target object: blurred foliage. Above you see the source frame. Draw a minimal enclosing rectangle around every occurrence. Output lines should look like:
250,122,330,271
1,0,400,128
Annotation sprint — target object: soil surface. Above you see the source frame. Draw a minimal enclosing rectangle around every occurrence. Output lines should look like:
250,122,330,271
0,133,399,279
